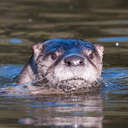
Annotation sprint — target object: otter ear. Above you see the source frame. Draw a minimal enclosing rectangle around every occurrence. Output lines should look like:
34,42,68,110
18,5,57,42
94,44,104,57
32,42,44,59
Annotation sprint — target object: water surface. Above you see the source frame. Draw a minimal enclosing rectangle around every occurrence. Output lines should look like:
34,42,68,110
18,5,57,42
0,0,128,128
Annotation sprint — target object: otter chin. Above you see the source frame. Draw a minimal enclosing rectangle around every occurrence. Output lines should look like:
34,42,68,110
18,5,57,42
18,38,104,93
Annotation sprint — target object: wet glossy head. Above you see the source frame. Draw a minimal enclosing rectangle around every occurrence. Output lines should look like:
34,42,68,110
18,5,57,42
43,38,95,54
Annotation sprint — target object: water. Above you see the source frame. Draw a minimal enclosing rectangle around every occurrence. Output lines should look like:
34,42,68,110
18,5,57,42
0,0,128,127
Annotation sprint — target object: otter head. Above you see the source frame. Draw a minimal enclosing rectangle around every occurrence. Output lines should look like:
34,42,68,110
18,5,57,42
32,39,104,92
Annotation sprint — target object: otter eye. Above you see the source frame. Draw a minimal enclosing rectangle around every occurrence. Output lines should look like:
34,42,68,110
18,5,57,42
83,49,93,59
88,53,93,59
51,52,57,60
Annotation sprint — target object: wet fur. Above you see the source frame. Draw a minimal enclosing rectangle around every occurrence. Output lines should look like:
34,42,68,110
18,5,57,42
18,39,104,93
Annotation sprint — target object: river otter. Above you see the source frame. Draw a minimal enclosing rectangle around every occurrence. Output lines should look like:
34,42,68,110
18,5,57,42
18,38,104,93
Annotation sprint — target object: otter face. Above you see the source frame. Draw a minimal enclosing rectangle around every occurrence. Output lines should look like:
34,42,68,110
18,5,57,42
33,39,104,91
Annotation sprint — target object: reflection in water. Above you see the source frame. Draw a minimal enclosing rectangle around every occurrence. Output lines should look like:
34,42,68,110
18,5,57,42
10,38,22,44
97,37,128,42
19,94,103,128
102,68,128,95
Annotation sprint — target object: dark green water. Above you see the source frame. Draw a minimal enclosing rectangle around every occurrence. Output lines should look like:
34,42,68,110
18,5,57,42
0,0,128,127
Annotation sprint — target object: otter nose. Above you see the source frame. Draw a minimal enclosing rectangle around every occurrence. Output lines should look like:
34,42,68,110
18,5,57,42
64,55,84,67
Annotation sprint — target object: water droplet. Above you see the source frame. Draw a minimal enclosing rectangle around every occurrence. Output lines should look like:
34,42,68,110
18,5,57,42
115,42,119,47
